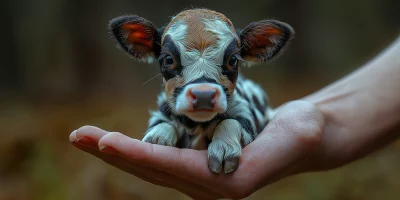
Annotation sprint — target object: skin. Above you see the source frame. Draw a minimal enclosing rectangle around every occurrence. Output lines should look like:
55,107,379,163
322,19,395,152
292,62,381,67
69,36,400,199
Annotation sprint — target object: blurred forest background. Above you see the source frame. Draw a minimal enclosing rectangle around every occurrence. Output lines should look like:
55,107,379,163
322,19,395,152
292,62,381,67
1,0,399,199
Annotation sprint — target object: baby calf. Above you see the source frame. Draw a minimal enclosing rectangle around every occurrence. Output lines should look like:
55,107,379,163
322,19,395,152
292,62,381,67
109,9,294,173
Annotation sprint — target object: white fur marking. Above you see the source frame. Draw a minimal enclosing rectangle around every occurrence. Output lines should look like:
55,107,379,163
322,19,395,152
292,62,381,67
143,123,177,146
166,19,236,83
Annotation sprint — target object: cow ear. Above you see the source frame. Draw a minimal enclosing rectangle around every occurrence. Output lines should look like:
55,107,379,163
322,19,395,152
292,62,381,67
109,15,162,63
240,20,294,64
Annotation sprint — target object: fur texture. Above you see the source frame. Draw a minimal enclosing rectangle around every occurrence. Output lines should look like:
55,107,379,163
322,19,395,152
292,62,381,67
109,8,294,173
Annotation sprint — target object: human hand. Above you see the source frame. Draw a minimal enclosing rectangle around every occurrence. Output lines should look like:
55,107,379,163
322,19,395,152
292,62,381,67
69,100,324,199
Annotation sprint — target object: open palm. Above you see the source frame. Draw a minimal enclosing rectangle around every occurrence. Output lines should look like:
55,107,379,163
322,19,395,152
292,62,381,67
69,101,323,199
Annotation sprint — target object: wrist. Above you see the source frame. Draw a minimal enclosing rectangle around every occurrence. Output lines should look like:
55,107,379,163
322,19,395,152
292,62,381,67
300,36,400,171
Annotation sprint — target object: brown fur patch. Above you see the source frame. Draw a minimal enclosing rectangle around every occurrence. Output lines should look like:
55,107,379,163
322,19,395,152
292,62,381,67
219,75,236,96
165,77,185,104
184,15,215,52
162,9,238,45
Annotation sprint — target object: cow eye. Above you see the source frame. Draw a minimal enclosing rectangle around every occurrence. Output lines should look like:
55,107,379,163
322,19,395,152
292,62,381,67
228,55,238,67
164,55,174,66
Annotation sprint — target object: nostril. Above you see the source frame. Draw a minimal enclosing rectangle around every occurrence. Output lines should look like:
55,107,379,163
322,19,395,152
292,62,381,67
189,89,197,100
210,89,217,99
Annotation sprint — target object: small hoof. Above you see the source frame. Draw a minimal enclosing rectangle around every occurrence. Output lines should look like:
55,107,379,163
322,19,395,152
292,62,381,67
208,155,222,173
224,157,239,174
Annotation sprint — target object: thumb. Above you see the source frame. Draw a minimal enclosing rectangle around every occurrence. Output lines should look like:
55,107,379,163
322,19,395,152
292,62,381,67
241,100,324,186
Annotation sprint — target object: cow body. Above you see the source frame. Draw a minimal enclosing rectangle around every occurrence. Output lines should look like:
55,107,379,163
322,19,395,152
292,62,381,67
109,9,294,173
149,75,274,150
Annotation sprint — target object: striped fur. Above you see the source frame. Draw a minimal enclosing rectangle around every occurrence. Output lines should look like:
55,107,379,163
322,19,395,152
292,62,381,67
145,75,273,149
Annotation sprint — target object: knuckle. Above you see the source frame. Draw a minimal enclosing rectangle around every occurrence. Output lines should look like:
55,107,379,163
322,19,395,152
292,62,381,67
106,131,123,137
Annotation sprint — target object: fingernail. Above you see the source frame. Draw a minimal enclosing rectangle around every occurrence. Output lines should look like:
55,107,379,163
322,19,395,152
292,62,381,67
69,130,77,143
77,136,97,146
99,146,118,155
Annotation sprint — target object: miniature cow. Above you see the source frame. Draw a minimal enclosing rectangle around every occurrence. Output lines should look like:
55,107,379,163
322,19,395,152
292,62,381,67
109,9,294,173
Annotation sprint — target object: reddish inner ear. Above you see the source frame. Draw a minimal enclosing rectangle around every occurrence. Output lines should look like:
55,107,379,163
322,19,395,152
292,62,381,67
121,24,153,50
243,25,285,60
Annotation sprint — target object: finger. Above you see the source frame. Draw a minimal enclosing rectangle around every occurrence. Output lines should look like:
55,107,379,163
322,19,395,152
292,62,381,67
98,132,235,193
69,126,108,149
71,141,221,199
72,142,175,190
98,133,236,197
70,126,223,198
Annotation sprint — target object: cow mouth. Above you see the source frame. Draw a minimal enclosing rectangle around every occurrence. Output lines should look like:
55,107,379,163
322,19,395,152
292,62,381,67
183,109,219,122
188,108,215,112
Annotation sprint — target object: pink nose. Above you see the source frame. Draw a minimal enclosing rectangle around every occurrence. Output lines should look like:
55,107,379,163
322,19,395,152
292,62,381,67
188,87,219,110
